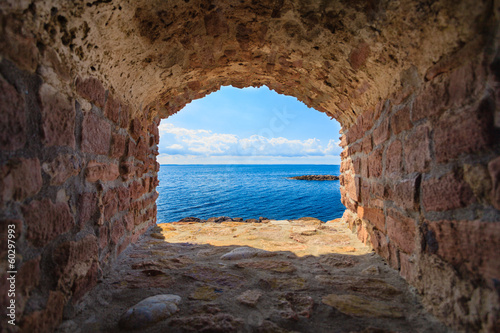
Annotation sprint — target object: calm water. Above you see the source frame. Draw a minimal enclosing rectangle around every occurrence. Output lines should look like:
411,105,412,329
156,164,344,223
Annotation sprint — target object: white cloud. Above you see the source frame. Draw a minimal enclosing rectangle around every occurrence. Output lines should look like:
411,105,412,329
158,122,341,159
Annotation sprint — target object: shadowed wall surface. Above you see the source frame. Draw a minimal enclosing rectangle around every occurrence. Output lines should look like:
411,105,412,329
0,0,499,331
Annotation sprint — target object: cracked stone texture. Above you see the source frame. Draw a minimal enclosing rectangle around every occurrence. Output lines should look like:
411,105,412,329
1,0,492,127
60,220,451,332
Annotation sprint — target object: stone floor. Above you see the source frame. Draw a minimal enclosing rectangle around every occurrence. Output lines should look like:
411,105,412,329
58,218,452,333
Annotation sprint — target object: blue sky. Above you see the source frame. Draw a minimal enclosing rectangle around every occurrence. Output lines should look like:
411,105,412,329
157,86,342,164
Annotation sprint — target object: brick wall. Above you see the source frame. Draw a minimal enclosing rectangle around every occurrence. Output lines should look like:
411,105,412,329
339,47,500,331
0,58,159,332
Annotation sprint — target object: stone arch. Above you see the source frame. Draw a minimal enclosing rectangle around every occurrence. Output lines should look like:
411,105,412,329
0,0,499,331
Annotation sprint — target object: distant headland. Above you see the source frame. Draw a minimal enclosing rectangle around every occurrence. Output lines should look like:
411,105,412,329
288,175,339,181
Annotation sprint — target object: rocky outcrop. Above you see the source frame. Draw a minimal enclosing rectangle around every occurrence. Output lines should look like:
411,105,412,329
289,175,339,181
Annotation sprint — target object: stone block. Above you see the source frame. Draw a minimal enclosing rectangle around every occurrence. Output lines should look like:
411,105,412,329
349,41,370,70
488,157,500,210
391,105,411,135
434,98,494,163
361,136,372,153
386,209,416,254
76,77,106,108
0,157,42,203
111,220,125,244
384,139,402,176
39,84,75,148
130,118,144,141
372,118,390,146
85,161,119,182
358,206,385,231
82,112,111,155
20,291,65,333
78,192,98,228
404,125,430,174
0,76,25,151
98,226,109,250
368,147,383,178
42,154,81,185
391,175,420,211
422,171,474,212
23,198,74,247
102,190,118,222
104,93,120,123
412,79,447,122
110,132,127,159
425,220,500,282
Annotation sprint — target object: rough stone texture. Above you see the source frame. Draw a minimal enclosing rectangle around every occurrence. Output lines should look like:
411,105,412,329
0,0,498,331
42,154,81,185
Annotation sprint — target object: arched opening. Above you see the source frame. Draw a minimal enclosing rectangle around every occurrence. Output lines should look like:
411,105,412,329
0,0,498,331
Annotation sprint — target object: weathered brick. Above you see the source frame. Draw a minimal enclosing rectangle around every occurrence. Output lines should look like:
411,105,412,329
104,93,120,123
102,190,118,222
384,139,402,176
53,234,98,296
98,226,109,250
372,118,390,146
0,76,25,150
120,103,131,129
129,180,146,200
72,261,98,302
110,220,125,244
123,212,135,232
119,161,136,181
344,173,359,202
434,99,494,163
361,136,372,154
399,252,417,284
85,161,119,182
358,206,385,231
371,181,385,198
425,220,500,282
17,257,41,299
352,158,361,174
488,157,500,210
78,192,98,228
82,112,111,155
391,105,412,135
130,118,144,141
116,186,131,211
42,154,81,186
386,209,416,254
368,147,383,178
447,61,480,108
360,178,370,204
391,175,420,211
412,79,447,122
0,22,40,72
117,236,131,255
23,198,74,247
422,171,474,211
76,77,106,108
110,132,127,159
404,125,431,174
21,291,65,333
39,84,75,148
135,136,149,162
348,142,362,155
0,157,42,203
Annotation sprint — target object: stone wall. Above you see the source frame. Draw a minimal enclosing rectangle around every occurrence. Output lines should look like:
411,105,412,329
0,0,499,332
339,42,500,331
0,58,159,331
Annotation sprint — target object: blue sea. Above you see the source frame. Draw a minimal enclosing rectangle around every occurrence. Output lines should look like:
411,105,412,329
156,164,344,223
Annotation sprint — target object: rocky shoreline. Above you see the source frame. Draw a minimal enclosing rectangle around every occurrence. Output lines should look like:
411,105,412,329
177,216,322,224
288,175,339,181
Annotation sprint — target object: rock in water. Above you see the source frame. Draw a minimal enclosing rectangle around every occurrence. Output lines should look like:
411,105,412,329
289,175,339,180
118,294,181,329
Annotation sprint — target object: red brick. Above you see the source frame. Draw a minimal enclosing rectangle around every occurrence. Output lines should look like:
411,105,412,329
120,104,131,129
78,192,98,228
368,228,389,258
42,154,81,186
488,157,500,210
0,157,42,203
386,209,416,254
404,125,431,174
372,118,390,146
72,261,98,302
119,161,136,181
0,76,25,150
110,220,125,244
23,198,74,247
352,158,361,174
85,161,119,182
361,156,369,178
104,94,120,123
434,99,494,163
391,105,412,135
358,206,385,231
102,190,118,222
384,139,402,176
391,175,420,211
135,136,149,162
368,147,383,178
53,234,98,295
360,179,370,204
130,118,144,141
129,180,146,200
76,77,106,108
361,136,372,153
349,41,370,70
425,220,500,282
447,62,479,108
21,291,65,333
348,142,362,155
412,79,447,122
98,226,109,250
82,112,111,155
110,132,126,159
116,186,131,211
39,84,75,148
371,181,385,198
422,171,474,211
